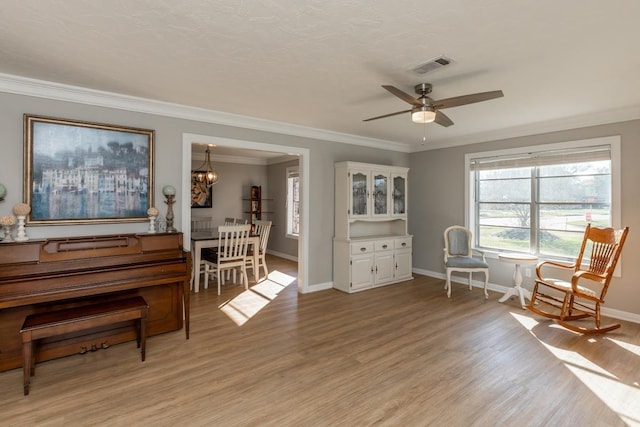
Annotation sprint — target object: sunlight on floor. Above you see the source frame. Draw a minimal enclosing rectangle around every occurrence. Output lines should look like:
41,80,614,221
608,337,640,358
510,312,640,426
219,270,296,326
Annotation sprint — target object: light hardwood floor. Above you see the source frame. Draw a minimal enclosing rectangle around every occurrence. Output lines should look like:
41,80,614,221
1,255,639,426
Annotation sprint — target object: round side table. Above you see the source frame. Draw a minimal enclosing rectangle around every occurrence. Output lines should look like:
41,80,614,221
498,253,538,308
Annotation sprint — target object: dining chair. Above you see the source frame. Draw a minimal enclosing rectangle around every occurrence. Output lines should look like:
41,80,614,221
203,224,251,295
191,216,213,232
218,219,253,281
245,220,272,281
218,218,249,281
224,217,248,225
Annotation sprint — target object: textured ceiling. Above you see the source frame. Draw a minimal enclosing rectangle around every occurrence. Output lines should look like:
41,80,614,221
1,1,640,151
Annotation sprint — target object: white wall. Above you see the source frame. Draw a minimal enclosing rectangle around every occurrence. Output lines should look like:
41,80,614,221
190,159,267,227
0,90,409,291
267,158,300,258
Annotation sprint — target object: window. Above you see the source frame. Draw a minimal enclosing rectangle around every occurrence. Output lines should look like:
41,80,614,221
466,137,620,259
286,166,300,238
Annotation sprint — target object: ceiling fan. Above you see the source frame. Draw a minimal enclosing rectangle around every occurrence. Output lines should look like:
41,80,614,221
363,83,503,127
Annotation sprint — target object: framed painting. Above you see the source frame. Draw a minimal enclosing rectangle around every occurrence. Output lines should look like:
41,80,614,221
191,172,212,208
23,114,154,225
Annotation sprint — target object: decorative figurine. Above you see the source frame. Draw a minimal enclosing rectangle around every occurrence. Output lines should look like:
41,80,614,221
147,207,159,233
0,215,16,242
12,203,31,242
162,185,177,233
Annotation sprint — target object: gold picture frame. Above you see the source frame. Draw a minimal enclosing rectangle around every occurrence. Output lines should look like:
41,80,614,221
24,114,154,225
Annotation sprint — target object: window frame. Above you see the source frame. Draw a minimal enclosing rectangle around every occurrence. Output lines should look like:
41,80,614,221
286,166,300,239
465,136,621,260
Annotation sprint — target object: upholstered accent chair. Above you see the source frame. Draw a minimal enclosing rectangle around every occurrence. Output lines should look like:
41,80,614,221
443,226,489,299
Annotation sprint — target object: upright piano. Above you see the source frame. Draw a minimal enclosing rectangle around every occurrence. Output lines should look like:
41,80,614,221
0,232,191,372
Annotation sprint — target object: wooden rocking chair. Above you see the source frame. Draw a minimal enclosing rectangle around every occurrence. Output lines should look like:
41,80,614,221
526,224,629,334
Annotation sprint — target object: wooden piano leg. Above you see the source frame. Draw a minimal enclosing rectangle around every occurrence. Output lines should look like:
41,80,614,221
21,333,33,396
182,278,190,340
184,252,191,339
140,314,147,362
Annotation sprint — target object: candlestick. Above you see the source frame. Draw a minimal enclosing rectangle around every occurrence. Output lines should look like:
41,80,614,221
164,194,176,232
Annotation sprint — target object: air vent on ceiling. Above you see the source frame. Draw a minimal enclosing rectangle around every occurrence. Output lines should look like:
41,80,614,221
412,56,454,74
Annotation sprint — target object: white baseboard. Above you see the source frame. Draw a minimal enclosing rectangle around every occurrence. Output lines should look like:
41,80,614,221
412,268,640,325
266,250,298,262
265,250,331,293
304,281,334,293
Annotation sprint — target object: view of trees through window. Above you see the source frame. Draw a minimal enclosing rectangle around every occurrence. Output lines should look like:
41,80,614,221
286,167,300,237
474,160,611,258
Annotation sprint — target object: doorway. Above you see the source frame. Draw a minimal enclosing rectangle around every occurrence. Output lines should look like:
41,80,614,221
181,133,309,293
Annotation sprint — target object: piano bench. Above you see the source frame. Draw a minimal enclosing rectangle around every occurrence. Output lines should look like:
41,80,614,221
20,296,148,396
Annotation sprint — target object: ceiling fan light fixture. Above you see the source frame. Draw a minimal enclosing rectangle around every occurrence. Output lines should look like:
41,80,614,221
411,107,436,124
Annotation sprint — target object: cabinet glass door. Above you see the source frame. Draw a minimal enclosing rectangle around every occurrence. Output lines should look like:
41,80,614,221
373,173,388,216
392,174,407,216
351,171,369,217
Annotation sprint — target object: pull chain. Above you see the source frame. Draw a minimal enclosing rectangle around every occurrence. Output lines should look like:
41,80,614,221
422,122,427,145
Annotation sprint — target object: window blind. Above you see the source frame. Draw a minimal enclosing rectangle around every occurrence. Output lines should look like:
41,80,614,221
470,145,611,171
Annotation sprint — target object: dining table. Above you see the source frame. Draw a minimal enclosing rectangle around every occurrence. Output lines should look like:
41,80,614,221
190,229,261,293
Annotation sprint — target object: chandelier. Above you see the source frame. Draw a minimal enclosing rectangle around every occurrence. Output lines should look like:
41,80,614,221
192,145,219,186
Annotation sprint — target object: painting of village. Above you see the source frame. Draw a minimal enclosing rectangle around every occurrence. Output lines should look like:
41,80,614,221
26,116,154,224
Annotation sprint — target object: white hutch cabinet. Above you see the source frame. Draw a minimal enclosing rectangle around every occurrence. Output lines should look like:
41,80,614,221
333,161,412,293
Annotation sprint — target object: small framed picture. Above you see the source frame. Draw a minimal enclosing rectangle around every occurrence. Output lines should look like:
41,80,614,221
191,173,212,208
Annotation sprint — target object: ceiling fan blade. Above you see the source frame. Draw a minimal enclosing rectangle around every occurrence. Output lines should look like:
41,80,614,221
363,109,412,122
432,90,504,109
434,110,454,127
382,85,422,107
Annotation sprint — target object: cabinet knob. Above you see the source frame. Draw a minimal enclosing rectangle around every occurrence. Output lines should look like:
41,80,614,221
360,247,366,252
401,242,406,247
382,244,388,249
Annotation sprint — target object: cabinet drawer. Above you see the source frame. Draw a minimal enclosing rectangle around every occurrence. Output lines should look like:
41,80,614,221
351,242,374,254
375,240,394,251
395,237,412,249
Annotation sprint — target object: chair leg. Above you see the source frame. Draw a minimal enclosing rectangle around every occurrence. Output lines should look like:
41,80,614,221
559,292,572,321
445,270,452,298
217,266,222,295
556,301,621,334
527,282,539,308
246,261,254,281
483,271,489,299
468,273,473,291
242,266,248,290
567,294,575,317
261,255,268,279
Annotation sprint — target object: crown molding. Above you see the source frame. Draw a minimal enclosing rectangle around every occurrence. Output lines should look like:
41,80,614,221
0,72,410,153
6,72,636,155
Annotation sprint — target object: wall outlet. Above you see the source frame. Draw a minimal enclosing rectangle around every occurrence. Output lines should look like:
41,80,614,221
525,268,531,277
